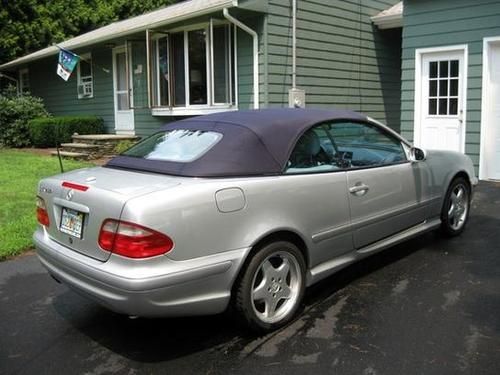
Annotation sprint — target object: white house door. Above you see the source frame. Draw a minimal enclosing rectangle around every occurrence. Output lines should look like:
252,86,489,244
417,50,465,152
113,47,135,134
483,43,500,180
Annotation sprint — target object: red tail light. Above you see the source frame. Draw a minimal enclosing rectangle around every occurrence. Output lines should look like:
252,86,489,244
36,196,50,227
98,219,174,258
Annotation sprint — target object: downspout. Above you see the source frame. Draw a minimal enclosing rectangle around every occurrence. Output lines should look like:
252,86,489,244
292,0,297,89
223,8,259,109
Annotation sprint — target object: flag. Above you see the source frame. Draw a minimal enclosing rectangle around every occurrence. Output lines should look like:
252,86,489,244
57,48,80,81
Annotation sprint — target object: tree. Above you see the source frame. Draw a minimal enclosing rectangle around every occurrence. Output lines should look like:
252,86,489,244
0,0,177,65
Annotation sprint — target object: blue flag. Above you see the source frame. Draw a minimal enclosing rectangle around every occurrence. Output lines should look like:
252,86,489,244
57,48,80,81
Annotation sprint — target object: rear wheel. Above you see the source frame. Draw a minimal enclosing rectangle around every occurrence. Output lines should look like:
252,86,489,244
441,177,470,237
234,241,306,332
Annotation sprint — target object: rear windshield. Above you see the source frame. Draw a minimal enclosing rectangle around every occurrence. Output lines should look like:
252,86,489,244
122,129,222,162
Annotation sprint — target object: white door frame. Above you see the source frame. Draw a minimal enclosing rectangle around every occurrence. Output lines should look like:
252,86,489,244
479,36,500,180
413,44,468,152
112,46,135,135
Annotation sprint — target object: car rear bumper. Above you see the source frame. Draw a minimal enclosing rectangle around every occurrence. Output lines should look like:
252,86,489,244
33,228,250,317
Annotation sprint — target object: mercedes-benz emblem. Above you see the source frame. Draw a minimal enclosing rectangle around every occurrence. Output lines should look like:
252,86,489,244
66,189,74,201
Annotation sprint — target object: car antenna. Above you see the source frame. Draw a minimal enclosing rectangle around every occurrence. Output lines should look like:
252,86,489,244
55,125,64,173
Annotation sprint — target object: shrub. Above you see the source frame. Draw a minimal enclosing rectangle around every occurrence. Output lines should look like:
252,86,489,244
0,90,50,147
113,139,136,154
28,116,105,147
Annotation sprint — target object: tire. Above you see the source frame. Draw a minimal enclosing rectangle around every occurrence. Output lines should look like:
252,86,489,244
440,177,471,237
234,241,306,332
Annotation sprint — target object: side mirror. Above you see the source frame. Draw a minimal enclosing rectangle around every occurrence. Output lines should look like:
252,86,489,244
410,147,426,162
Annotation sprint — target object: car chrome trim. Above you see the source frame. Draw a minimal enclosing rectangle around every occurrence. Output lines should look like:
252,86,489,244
311,222,352,244
349,196,440,229
53,197,90,213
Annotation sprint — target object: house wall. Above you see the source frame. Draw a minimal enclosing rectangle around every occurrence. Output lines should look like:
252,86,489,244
265,0,402,131
28,47,115,133
401,0,500,171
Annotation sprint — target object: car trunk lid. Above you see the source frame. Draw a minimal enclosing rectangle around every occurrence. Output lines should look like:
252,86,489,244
38,167,181,261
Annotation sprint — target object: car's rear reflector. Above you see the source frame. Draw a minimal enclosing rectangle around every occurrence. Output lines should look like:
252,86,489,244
62,181,89,191
98,219,174,258
36,196,50,227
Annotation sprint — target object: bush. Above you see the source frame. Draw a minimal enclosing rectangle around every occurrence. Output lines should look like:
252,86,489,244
113,139,136,154
28,116,104,147
0,89,50,147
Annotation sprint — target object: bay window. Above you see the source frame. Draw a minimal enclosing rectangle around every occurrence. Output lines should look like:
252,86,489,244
150,21,236,111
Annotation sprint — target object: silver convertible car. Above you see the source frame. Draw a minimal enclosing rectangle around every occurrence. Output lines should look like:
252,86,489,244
34,108,477,331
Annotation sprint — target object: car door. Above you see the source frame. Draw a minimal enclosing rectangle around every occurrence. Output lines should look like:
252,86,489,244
284,124,354,265
326,120,428,249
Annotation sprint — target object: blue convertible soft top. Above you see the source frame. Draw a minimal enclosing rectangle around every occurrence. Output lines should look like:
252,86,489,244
105,108,367,177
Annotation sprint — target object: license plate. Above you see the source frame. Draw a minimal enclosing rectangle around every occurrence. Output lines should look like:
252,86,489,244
60,207,84,238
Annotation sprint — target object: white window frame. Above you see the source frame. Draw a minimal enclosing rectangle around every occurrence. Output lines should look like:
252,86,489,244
77,53,94,99
150,20,238,116
19,68,30,93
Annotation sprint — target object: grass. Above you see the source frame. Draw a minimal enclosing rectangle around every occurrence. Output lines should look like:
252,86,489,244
0,149,92,260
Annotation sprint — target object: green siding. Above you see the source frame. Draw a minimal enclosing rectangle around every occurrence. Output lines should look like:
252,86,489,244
266,0,402,130
401,0,500,172
28,47,115,132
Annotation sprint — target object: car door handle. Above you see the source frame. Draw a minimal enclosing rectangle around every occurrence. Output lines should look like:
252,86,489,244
349,184,369,196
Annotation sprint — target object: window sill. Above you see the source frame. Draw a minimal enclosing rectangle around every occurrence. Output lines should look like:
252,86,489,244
151,106,238,116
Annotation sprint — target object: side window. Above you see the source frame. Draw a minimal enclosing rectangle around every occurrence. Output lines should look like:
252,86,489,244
285,125,339,174
326,121,406,168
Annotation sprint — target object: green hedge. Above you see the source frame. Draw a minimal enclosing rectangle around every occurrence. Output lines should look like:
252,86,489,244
28,116,104,147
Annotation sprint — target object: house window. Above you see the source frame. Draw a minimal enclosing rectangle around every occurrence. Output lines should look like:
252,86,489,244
151,22,235,110
77,53,93,98
19,68,30,93
428,60,459,116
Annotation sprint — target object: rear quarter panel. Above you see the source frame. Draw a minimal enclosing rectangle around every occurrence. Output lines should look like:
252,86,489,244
121,172,353,268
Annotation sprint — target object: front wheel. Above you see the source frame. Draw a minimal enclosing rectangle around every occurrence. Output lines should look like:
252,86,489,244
441,177,471,236
234,241,306,332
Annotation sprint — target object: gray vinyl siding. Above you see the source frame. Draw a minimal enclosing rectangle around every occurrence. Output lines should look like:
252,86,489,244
265,0,402,130
401,0,500,171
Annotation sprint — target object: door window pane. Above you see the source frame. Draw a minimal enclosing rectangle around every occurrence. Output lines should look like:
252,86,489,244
430,61,438,78
450,60,459,77
326,122,406,168
429,80,437,96
450,79,458,96
439,61,449,77
285,125,338,173
188,29,207,105
449,98,458,115
439,98,447,115
116,53,127,91
429,99,437,115
439,79,448,96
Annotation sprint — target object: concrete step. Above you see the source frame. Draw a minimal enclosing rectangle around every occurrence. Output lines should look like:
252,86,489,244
72,134,139,145
60,143,100,149
50,151,90,160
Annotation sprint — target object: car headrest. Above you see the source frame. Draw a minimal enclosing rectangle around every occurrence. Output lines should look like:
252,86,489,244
296,130,321,156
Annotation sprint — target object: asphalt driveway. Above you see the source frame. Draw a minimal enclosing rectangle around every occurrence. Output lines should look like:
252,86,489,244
1,182,499,375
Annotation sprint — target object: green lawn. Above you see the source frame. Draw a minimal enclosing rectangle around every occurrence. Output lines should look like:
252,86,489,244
0,149,91,260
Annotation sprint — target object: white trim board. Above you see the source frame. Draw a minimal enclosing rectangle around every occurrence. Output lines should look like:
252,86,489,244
413,44,468,153
479,36,500,180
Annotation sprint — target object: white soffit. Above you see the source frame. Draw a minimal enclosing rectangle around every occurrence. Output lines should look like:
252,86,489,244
0,0,237,70
371,1,403,30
